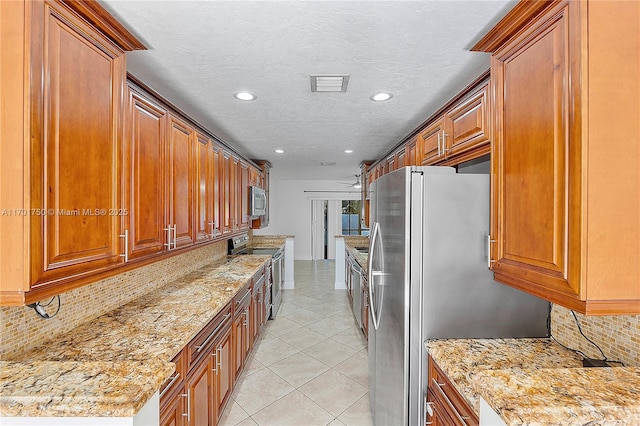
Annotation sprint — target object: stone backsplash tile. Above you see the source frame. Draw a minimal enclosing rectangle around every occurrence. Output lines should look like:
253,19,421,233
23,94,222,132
1,241,227,359
551,304,640,367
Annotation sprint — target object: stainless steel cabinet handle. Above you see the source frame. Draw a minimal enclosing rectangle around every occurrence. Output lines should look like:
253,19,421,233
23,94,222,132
211,351,218,374
159,373,180,398
237,290,251,306
442,130,449,154
195,313,231,352
487,235,496,269
164,225,172,249
173,224,177,249
437,132,442,156
432,378,468,425
181,390,190,421
217,346,223,370
119,229,128,262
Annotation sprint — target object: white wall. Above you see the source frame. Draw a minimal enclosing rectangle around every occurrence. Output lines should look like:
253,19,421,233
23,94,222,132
254,168,361,260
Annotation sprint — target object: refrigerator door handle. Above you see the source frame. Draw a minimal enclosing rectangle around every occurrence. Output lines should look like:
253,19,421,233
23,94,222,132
368,221,382,330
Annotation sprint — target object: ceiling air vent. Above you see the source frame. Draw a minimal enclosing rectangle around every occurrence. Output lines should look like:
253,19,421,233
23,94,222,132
320,162,336,166
310,74,349,92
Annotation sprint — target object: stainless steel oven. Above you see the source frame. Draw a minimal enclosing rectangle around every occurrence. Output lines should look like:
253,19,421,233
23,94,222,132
229,234,283,319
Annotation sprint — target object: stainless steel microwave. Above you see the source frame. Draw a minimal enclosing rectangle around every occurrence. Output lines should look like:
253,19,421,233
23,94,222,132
250,186,267,217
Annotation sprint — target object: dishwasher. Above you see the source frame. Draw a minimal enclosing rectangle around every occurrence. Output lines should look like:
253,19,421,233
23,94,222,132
350,260,363,330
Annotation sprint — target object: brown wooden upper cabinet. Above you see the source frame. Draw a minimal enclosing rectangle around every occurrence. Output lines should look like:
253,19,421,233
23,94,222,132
238,160,251,231
475,0,639,315
124,89,168,261
167,115,196,249
0,0,144,305
418,82,490,166
251,160,272,229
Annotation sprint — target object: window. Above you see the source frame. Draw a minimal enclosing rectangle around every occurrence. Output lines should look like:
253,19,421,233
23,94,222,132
342,200,368,236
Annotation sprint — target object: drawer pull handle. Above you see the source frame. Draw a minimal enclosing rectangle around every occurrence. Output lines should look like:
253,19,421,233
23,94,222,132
159,372,180,398
195,313,231,353
236,290,251,306
432,378,469,425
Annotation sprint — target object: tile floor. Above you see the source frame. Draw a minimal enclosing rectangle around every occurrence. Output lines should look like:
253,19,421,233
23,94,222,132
219,260,373,426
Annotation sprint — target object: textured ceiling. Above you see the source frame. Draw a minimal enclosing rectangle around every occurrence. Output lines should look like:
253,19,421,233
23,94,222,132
101,0,516,181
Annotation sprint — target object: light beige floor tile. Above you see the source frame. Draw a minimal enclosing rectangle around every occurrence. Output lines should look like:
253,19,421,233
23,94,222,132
334,350,369,388
240,355,266,378
268,351,330,388
218,400,250,426
251,336,300,366
337,394,373,426
306,317,353,338
233,368,295,415
332,327,367,351
277,326,329,351
281,307,326,326
251,390,334,426
236,418,259,426
299,369,368,417
263,316,303,337
304,338,360,367
327,420,347,426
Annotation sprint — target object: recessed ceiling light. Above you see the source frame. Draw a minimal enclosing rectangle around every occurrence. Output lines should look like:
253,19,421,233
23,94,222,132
274,149,285,154
234,91,257,101
370,92,393,102
344,150,353,154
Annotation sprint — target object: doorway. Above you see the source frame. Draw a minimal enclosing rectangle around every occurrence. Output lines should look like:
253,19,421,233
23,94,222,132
311,199,368,260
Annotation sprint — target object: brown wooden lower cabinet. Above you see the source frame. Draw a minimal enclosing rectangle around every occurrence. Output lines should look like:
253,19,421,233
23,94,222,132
426,355,478,426
233,283,252,382
160,267,266,425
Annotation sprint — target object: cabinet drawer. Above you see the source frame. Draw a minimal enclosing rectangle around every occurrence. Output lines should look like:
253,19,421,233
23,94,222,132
160,349,185,403
234,283,252,317
428,356,478,426
186,304,232,371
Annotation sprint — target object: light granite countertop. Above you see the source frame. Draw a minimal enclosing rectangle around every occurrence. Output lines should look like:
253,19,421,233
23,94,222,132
473,366,640,425
341,236,369,273
1,255,271,418
250,235,293,248
426,338,640,425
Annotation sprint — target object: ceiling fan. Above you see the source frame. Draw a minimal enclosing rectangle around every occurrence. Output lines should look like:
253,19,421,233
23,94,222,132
339,174,362,189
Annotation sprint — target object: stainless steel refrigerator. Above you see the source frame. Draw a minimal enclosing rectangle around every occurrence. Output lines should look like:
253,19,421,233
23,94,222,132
367,166,549,426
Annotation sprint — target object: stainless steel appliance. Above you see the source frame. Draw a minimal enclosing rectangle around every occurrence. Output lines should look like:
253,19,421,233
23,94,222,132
249,186,267,217
229,234,283,319
367,166,549,426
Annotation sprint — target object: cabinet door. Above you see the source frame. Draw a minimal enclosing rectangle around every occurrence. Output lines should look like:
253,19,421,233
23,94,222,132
213,326,233,421
220,152,238,233
160,386,186,426
426,389,455,426
238,160,250,230
232,313,244,381
418,118,445,165
396,148,406,168
210,144,222,238
167,116,195,248
186,356,214,426
124,90,167,260
30,2,125,286
444,84,489,158
406,139,417,166
491,3,578,299
195,134,213,242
